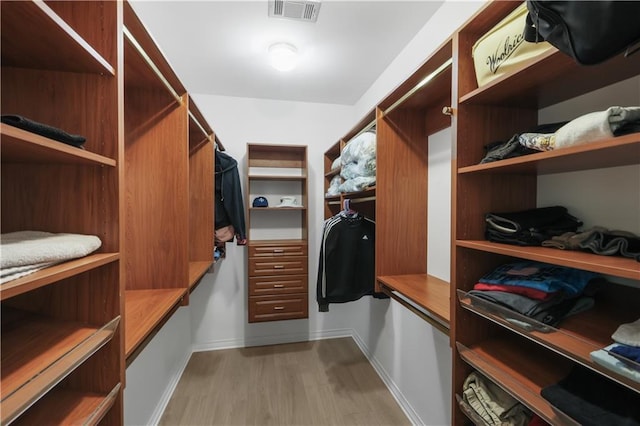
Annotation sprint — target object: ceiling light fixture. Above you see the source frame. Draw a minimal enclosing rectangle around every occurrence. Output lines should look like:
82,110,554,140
268,42,298,72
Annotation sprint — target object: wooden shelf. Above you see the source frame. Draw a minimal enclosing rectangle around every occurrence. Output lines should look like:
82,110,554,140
378,274,450,326
0,1,114,75
248,174,307,181
13,383,121,426
459,47,640,109
1,253,119,301
188,261,212,291
1,313,119,425
124,289,186,360
458,133,640,175
1,124,117,167
324,169,340,178
458,289,640,393
456,337,576,426
342,186,376,200
456,240,640,280
249,206,306,211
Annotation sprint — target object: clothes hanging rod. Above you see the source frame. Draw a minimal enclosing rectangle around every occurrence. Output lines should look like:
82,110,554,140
349,196,376,204
123,26,182,105
381,285,450,336
347,118,377,143
188,110,211,141
383,58,453,116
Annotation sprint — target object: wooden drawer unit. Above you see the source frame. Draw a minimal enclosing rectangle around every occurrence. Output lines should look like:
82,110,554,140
249,275,308,296
248,294,308,322
248,256,308,277
249,242,307,258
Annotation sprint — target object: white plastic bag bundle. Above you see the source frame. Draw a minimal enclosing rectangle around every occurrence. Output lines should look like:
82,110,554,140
338,176,376,193
341,131,376,165
325,175,341,197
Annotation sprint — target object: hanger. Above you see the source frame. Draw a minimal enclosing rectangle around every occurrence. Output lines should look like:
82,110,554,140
341,198,357,218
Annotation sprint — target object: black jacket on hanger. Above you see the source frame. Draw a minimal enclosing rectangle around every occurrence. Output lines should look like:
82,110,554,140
215,150,247,245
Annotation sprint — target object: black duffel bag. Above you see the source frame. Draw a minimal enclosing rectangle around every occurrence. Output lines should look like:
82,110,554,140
524,1,640,65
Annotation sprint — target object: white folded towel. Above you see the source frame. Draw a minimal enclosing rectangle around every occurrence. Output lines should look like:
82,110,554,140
1,230,102,269
0,262,57,284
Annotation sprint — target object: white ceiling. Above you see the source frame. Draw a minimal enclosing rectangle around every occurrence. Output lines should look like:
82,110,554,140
129,1,444,105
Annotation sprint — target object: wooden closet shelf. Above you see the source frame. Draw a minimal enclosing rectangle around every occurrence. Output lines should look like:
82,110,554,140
188,261,212,291
0,1,114,75
456,337,577,426
458,290,640,393
456,240,640,280
124,288,187,360
12,383,121,426
458,133,640,175
341,187,376,199
0,253,119,301
248,174,307,181
324,169,341,178
459,47,640,108
1,314,119,425
1,125,117,167
378,274,450,328
249,206,307,211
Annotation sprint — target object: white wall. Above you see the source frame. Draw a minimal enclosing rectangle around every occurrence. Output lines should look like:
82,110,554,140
124,307,192,426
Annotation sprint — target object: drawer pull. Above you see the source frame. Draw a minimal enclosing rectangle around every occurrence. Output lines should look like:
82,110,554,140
273,284,285,288
273,249,285,253
273,265,285,269
273,306,285,310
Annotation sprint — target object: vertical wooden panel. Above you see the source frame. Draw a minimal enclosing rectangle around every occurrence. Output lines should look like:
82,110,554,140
189,141,214,263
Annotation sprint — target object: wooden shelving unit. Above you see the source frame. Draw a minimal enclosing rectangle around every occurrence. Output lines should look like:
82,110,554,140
450,1,640,424
247,144,309,322
1,1,123,423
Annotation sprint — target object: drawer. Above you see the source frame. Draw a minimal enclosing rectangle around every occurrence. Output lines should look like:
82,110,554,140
249,256,308,276
248,243,307,258
249,294,308,323
249,275,308,296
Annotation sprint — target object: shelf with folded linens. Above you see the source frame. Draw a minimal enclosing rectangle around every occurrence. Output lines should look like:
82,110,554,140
458,132,640,175
12,383,121,426
456,241,640,280
0,253,119,301
457,287,640,393
1,311,120,425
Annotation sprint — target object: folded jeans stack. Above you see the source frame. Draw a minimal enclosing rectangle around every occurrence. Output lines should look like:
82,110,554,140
468,261,603,329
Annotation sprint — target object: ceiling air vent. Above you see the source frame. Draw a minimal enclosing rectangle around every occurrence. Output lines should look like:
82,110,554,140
269,0,321,23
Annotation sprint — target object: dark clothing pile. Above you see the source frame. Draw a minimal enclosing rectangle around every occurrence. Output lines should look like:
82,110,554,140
1,114,86,148
485,206,582,246
540,366,640,426
468,261,602,330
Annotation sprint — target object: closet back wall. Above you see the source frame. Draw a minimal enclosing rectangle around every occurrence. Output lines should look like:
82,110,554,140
190,94,356,349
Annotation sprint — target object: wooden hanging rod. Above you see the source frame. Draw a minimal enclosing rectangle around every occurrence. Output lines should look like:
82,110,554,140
188,110,212,141
383,58,453,116
123,26,182,104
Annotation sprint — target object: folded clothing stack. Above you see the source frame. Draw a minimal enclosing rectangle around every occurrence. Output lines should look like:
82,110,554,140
540,365,640,426
590,318,640,384
468,261,603,329
1,114,86,148
462,371,533,426
486,206,582,246
1,230,102,284
543,227,640,261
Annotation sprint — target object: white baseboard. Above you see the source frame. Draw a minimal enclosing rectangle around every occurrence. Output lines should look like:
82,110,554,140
350,332,423,426
148,347,193,426
191,328,354,352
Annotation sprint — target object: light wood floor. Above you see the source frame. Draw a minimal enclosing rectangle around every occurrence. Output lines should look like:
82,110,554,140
159,337,411,426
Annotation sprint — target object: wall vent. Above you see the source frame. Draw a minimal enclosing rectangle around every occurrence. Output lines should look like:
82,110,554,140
268,0,321,23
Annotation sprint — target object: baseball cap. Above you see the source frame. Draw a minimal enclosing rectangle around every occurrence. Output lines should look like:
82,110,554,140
252,196,269,207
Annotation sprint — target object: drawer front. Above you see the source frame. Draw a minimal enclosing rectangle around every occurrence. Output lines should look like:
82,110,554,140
248,244,308,258
249,275,308,296
249,256,308,276
249,294,308,323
